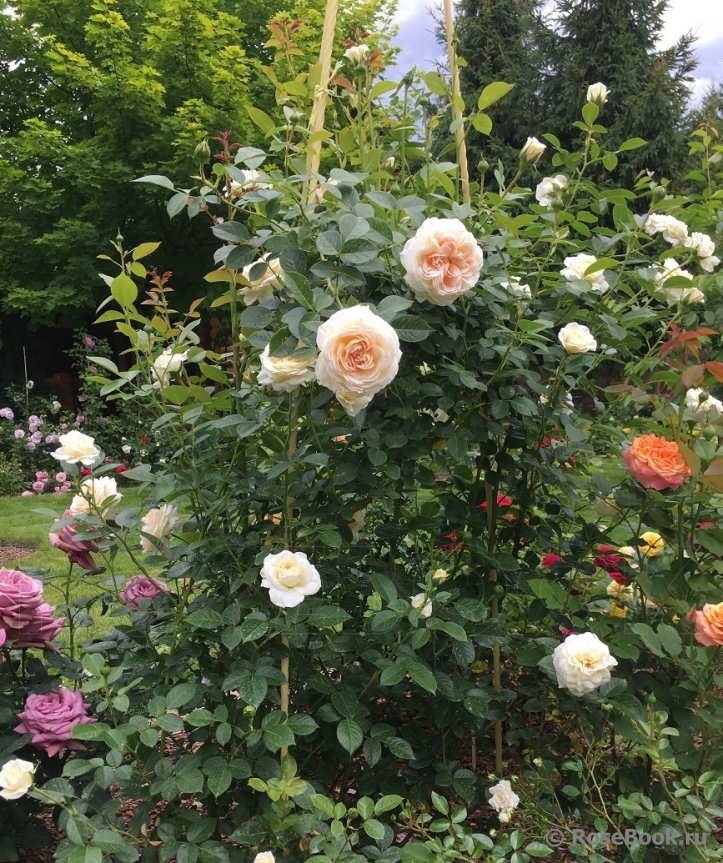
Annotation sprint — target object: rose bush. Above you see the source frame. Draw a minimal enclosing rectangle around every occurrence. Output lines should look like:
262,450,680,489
3,20,723,863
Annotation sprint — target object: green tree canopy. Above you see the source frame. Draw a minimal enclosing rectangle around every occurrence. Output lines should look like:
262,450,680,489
0,0,395,331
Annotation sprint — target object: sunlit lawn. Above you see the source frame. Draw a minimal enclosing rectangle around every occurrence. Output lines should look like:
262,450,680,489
0,487,153,643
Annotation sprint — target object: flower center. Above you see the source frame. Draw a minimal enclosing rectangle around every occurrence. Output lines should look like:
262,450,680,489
277,561,302,588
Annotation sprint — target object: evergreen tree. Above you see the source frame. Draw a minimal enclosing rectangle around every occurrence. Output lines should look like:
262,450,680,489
454,0,548,173
542,0,696,184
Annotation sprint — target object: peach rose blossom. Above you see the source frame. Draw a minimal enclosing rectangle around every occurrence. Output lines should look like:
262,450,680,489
400,217,484,305
315,305,402,416
623,434,691,491
688,602,723,647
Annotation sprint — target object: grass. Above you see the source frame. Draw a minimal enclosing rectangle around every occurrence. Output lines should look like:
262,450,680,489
0,488,151,643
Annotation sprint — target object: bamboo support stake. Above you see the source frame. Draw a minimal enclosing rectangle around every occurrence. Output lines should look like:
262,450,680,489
303,0,340,202
443,0,471,208
486,481,504,773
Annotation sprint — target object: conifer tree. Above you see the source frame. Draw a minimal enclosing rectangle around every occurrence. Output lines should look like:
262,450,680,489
542,0,696,183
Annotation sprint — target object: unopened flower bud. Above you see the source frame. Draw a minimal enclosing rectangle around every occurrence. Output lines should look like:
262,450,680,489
520,137,545,167
586,82,609,106
194,139,211,163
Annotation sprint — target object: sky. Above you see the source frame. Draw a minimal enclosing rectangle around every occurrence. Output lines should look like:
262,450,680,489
392,0,723,103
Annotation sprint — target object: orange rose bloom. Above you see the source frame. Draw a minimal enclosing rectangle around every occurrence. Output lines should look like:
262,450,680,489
623,434,691,491
688,602,723,647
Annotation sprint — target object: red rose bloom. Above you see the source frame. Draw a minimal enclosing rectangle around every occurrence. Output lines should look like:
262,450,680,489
541,552,562,568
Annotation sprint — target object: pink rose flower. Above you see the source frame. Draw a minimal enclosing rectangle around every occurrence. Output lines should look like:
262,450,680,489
119,575,168,610
21,491,34,497
0,569,45,630
32,481,45,493
48,511,98,571
55,472,67,483
15,687,96,756
4,603,65,650
35,471,49,481
27,442,36,451
14,429,24,439
0,628,6,649
84,336,95,348
688,603,723,647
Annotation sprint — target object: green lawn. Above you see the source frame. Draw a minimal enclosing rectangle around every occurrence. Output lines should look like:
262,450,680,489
0,488,152,643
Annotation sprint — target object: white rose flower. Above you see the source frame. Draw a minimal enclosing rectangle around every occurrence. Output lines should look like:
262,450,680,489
400,217,484,306
51,430,100,466
654,257,693,286
254,854,276,863
152,348,188,388
644,214,689,247
140,504,182,554
560,253,609,294
558,322,597,354
520,136,546,165
607,580,633,602
70,476,122,520
432,568,449,583
260,550,321,608
0,758,36,800
535,174,568,207
344,44,369,65
488,779,520,812
239,255,284,306
411,593,433,618
665,286,704,306
586,82,609,104
552,632,618,696
562,392,574,414
685,388,723,420
685,232,720,272
315,305,402,416
121,444,132,454
51,400,62,414
503,278,532,299
231,170,272,193
257,345,316,393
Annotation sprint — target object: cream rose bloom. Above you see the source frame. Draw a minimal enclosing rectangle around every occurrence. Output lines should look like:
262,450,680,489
51,431,100,466
140,504,182,554
152,348,188,388
558,322,597,354
231,170,272,193
432,568,449,583
315,306,402,416
411,593,433,618
70,476,122,520
654,257,693,287
587,82,609,104
254,854,276,863
503,278,531,300
239,255,284,306
685,387,723,420
257,345,316,393
260,550,321,608
560,253,609,294
0,758,35,800
520,136,545,165
349,510,366,542
535,174,568,207
400,217,484,305
344,44,369,64
685,232,720,273
552,632,617,696
644,214,689,247
488,779,520,812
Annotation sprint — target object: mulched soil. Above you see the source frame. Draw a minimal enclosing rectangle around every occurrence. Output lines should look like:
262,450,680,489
0,543,36,565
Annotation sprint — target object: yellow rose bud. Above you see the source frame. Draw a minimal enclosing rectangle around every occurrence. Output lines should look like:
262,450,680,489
432,568,449,583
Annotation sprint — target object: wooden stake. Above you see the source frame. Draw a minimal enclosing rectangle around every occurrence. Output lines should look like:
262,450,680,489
304,0,340,202
443,0,471,207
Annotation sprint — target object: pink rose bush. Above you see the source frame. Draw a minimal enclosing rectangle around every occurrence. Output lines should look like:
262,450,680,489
119,575,168,610
15,688,96,756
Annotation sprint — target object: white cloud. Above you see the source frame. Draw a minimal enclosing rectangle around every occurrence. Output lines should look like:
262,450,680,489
661,0,723,48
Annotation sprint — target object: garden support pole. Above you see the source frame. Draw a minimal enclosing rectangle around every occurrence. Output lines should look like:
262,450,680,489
304,0,340,202
486,481,504,773
443,0,471,208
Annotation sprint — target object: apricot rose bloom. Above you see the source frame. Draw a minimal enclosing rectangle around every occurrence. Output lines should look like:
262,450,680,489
315,305,402,416
689,602,723,647
400,217,484,305
623,434,691,491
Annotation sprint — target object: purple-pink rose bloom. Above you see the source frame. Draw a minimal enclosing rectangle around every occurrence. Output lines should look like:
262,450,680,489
4,603,65,650
15,687,96,756
0,569,45,630
48,511,98,571
119,575,168,610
